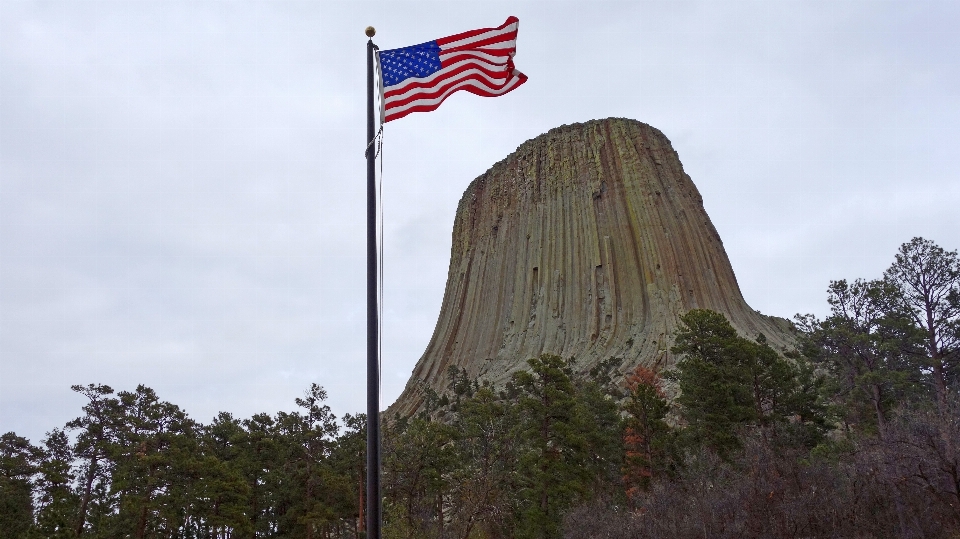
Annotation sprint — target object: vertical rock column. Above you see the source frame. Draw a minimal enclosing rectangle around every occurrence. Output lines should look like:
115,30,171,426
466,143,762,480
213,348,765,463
390,118,793,416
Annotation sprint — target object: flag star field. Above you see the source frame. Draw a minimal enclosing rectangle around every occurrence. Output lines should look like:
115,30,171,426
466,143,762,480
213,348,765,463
379,42,443,87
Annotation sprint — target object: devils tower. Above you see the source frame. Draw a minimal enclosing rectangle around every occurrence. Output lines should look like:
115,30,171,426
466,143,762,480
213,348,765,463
391,118,793,415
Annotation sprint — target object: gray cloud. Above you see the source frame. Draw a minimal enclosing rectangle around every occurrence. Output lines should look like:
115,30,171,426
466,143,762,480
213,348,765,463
2,0,958,443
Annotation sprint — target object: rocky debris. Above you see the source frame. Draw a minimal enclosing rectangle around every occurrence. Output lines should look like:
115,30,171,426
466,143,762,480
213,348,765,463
389,118,794,416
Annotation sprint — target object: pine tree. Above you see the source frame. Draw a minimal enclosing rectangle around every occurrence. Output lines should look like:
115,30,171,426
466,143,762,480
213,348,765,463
796,279,921,437
511,354,620,539
275,383,341,538
447,385,520,539
66,383,119,536
0,432,39,539
671,310,829,457
884,237,960,414
669,310,758,456
622,366,675,499
241,412,284,537
329,413,366,538
32,429,79,538
197,413,254,537
107,385,199,537
382,414,457,539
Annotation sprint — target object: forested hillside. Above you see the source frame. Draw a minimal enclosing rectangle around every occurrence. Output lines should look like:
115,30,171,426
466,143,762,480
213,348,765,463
3,237,958,539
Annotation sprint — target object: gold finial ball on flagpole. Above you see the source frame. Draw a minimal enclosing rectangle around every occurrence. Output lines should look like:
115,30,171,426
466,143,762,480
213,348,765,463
365,26,376,37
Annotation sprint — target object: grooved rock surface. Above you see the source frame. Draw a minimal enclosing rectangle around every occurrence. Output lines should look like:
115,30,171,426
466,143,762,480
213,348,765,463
389,118,794,416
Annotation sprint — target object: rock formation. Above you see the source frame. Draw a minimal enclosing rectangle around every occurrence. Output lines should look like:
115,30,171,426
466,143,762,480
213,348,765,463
390,118,794,416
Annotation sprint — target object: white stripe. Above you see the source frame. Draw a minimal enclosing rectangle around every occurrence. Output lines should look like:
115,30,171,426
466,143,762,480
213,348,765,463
438,48,514,63
386,76,523,118
440,41,517,59
385,66,511,106
385,56,510,97
441,39,517,53
385,75,523,117
438,21,518,50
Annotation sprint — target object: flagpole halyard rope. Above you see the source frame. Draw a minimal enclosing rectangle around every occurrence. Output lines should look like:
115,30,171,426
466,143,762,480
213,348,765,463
364,126,382,158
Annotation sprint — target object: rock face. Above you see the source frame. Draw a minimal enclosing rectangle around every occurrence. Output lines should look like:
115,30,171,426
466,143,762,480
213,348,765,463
390,118,793,416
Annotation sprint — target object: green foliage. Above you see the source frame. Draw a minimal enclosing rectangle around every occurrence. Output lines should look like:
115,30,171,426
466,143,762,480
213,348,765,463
4,237,958,539
571,366,624,501
66,383,117,537
446,385,519,539
383,416,456,539
380,356,622,539
1,383,369,538
668,310,758,455
32,429,79,538
274,383,343,536
0,432,39,539
796,278,923,437
511,355,589,539
670,309,829,457
884,237,960,409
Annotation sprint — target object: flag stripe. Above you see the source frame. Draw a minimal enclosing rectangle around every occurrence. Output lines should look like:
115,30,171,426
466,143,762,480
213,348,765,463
387,76,524,121
384,56,512,99
385,66,515,108
441,32,518,53
439,49,513,65
385,72,527,122
435,16,518,48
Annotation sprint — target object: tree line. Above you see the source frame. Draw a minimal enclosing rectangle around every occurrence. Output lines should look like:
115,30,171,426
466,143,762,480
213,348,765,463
1,381,365,538
568,237,960,539
2,237,958,539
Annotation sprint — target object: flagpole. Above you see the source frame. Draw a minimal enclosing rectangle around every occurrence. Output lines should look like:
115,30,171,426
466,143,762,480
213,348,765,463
364,26,381,539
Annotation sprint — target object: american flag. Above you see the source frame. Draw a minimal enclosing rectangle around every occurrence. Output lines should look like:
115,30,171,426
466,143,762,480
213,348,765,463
378,17,527,123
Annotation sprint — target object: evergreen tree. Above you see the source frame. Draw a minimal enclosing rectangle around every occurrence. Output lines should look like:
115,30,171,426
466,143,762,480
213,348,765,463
671,310,828,457
329,413,366,538
32,429,79,538
511,354,619,539
196,413,254,537
796,279,921,437
447,385,520,539
884,237,960,413
0,432,39,539
669,310,759,456
274,383,341,538
572,364,623,502
622,366,675,498
66,383,120,536
382,414,457,539
108,385,199,538
240,412,284,537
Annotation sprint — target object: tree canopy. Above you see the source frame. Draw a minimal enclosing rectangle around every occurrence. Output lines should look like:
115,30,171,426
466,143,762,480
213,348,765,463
3,237,958,539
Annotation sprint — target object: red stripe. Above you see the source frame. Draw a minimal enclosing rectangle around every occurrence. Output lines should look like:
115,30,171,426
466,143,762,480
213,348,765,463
384,69,512,109
435,15,519,47
384,71,524,115
440,48,514,60
384,60,511,99
384,73,526,122
439,50,513,68
440,31,517,53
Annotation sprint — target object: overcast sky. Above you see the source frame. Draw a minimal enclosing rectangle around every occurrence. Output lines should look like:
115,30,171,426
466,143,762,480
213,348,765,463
2,0,958,444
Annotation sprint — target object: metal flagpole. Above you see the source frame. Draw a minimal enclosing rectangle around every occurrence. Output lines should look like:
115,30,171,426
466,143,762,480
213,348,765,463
364,26,381,539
